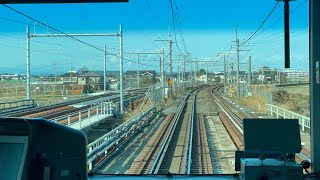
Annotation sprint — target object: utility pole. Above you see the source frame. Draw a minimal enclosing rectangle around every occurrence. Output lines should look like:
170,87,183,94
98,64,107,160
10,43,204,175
278,68,281,84
195,58,198,86
262,67,264,85
248,56,252,87
248,56,252,96
154,39,173,79
190,60,193,86
177,65,180,91
26,25,31,100
161,48,165,100
52,63,57,84
228,63,231,87
154,39,172,96
236,27,240,97
169,40,173,80
119,24,124,113
206,63,208,84
69,59,72,84
104,44,107,93
178,66,180,82
223,55,227,93
183,56,186,90
231,63,234,86
137,54,140,88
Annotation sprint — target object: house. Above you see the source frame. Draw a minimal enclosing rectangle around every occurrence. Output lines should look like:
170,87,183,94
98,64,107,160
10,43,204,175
0,74,26,81
197,74,207,83
59,71,79,84
283,69,309,82
77,71,105,90
108,81,120,90
229,71,248,83
125,70,157,88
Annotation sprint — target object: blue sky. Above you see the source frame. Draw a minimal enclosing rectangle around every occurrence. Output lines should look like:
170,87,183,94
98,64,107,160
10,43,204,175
0,0,309,74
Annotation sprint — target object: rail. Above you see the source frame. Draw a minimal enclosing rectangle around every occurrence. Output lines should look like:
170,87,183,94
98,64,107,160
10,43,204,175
187,94,196,174
266,104,310,132
149,86,204,174
2,88,145,117
212,87,243,134
148,95,188,174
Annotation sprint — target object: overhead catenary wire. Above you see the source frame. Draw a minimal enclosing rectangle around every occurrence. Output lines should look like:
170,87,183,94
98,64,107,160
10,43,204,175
168,0,183,54
172,0,188,53
243,0,308,45
241,1,280,46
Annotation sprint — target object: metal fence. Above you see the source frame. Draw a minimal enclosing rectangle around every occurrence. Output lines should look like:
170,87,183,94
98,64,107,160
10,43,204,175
266,104,310,133
52,101,113,130
86,105,155,171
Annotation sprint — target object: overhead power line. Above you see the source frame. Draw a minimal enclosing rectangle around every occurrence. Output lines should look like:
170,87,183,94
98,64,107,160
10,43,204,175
241,2,280,46
168,0,183,54
244,0,308,45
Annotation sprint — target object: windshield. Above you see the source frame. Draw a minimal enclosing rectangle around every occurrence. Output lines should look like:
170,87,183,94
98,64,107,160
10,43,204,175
0,0,310,177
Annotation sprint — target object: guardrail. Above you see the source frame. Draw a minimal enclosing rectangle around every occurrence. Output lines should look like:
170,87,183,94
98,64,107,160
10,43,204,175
87,105,155,171
266,104,310,132
52,102,113,130
0,99,35,113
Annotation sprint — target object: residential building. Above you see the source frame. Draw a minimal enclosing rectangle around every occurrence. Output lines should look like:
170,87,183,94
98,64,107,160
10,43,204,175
125,70,157,88
283,69,309,83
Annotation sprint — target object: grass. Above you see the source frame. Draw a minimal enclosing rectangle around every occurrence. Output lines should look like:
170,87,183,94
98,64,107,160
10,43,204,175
277,85,309,96
238,95,267,113
250,84,310,116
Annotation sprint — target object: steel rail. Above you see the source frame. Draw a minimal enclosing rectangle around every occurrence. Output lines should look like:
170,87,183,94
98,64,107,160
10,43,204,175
148,95,189,174
187,94,196,174
149,86,204,174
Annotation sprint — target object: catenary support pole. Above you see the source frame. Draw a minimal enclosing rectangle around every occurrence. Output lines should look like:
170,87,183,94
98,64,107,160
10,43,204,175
161,48,165,100
119,24,124,113
137,54,140,88
26,25,31,100
104,44,107,93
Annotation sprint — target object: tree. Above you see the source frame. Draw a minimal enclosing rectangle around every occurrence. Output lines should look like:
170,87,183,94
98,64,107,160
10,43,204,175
77,67,89,74
280,72,288,83
214,75,221,82
199,69,206,75
272,90,289,104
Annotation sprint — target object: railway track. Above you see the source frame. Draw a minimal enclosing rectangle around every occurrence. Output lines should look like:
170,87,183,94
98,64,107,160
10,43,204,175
1,89,145,119
128,86,214,175
90,85,265,175
211,86,311,165
0,92,116,117
126,113,176,174
91,85,251,175
89,107,158,174
191,112,214,174
124,86,216,175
